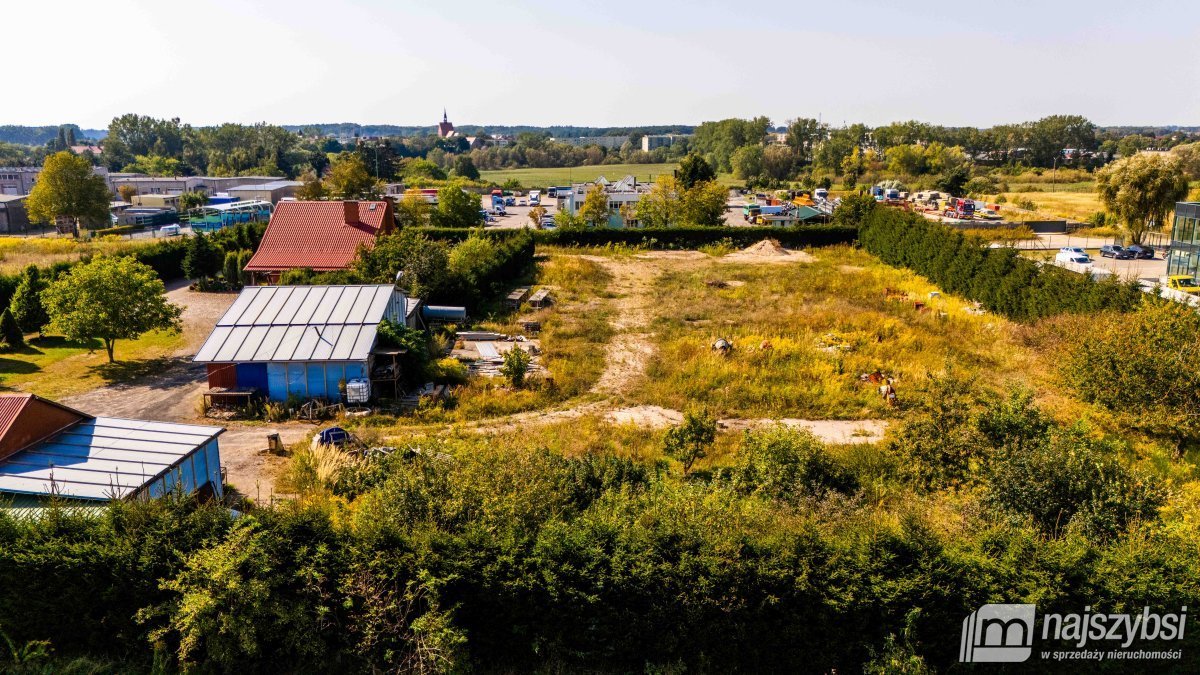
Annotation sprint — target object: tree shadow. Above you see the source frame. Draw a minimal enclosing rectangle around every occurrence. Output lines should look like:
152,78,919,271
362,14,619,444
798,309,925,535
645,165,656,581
28,335,103,352
87,356,180,386
0,357,41,376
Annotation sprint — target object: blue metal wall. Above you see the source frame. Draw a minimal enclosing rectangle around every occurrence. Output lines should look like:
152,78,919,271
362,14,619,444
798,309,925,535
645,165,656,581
236,363,269,392
264,361,367,401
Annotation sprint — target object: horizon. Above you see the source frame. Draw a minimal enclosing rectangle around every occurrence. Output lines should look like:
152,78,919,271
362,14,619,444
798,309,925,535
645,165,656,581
7,0,1198,130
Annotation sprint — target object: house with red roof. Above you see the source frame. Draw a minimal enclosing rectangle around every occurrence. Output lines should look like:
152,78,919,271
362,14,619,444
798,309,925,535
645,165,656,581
243,200,394,283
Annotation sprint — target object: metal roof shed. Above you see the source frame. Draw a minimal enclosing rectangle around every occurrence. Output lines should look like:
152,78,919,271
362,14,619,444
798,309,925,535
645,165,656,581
194,284,420,402
0,396,225,505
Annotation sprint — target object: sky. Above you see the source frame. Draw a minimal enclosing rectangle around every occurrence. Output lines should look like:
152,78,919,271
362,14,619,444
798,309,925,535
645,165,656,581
7,0,1199,130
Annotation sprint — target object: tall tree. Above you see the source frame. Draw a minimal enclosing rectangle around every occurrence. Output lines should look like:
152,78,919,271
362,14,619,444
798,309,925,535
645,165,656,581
577,184,611,228
43,256,183,362
178,190,208,212
432,182,482,228
26,151,111,236
676,153,716,189
785,118,826,164
325,153,381,199
452,155,480,181
1096,153,1189,245
183,232,222,281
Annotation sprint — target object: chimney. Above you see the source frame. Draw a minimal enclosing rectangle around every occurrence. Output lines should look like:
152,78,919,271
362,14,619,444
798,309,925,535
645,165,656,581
343,200,358,224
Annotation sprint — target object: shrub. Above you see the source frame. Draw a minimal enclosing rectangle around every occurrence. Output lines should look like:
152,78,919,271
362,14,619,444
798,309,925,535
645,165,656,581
984,425,1166,539
0,308,24,350
9,266,48,336
662,406,716,474
500,345,532,388
417,225,858,250
729,426,859,501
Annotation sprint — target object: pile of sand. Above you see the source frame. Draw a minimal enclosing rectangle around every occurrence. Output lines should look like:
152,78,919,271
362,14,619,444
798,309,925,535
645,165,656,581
721,239,815,264
737,239,790,257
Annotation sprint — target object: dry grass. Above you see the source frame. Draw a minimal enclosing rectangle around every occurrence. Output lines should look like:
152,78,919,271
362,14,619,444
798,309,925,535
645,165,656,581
630,246,1058,420
995,189,1104,222
0,236,164,274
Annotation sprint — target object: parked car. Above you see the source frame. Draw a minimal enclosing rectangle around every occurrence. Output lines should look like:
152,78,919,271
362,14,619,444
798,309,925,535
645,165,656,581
505,196,516,206
159,224,181,237
1099,244,1134,259
1125,244,1155,259
1055,247,1092,265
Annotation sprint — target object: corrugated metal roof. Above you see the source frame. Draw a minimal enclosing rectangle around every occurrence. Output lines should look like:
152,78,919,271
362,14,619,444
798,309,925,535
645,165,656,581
0,417,223,501
242,201,393,272
194,285,398,363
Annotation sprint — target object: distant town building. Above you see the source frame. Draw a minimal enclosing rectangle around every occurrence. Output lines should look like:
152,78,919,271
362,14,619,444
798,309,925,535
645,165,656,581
438,109,456,138
641,134,690,152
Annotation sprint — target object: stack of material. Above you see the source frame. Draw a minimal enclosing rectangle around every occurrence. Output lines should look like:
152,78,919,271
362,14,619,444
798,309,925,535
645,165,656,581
458,331,506,341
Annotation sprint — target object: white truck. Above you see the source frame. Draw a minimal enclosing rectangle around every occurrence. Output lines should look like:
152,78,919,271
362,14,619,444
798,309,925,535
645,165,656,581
529,190,541,206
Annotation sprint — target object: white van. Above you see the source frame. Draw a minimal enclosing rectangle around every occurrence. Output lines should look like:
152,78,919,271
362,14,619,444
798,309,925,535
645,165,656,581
160,224,181,237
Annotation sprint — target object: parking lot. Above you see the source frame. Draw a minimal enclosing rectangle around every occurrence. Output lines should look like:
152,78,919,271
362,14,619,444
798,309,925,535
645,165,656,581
1023,233,1168,283
478,192,560,230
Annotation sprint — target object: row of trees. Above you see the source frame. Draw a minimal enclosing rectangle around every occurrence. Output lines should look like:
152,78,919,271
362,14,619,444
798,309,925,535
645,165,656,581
853,199,1144,320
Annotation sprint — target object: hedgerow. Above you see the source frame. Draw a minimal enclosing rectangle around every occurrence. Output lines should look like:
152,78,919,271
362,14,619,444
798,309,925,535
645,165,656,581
857,207,1142,320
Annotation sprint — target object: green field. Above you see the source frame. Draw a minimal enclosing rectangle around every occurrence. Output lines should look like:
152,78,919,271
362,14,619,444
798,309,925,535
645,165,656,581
479,163,679,187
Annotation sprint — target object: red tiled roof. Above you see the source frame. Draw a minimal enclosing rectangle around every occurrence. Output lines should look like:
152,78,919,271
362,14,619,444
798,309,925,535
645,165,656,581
243,201,394,273
0,394,91,462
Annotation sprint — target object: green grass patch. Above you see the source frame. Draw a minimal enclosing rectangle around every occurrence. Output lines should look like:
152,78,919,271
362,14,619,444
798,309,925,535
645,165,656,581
0,330,185,399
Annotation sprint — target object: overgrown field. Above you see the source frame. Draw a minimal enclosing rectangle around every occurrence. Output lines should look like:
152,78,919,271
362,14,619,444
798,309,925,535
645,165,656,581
0,235,167,274
996,188,1104,222
631,246,1052,420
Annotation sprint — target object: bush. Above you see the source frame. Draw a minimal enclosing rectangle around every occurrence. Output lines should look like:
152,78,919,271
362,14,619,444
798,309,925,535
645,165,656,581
0,308,24,350
499,345,532,388
729,426,858,500
984,425,1166,539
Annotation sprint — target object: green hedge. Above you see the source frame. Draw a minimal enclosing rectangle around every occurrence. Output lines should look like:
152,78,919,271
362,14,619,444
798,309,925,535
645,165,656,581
858,208,1143,321
418,225,857,249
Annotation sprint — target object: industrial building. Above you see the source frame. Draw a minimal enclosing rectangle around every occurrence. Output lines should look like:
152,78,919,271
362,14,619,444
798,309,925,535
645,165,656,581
0,394,224,512
0,195,31,233
193,284,423,402
558,175,650,227
187,200,273,232
110,175,283,197
227,180,302,205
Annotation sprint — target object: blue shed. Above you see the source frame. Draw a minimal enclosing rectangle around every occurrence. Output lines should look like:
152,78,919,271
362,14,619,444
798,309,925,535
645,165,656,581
194,284,423,402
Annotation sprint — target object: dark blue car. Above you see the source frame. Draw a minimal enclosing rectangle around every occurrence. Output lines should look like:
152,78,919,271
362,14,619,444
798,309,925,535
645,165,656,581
1125,244,1155,259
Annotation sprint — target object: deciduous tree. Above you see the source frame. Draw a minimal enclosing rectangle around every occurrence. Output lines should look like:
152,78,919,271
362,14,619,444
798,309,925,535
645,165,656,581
26,151,111,236
1096,153,1189,245
43,256,183,362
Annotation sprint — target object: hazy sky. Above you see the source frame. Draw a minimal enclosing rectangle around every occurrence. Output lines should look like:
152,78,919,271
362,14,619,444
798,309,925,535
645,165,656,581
8,0,1199,129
